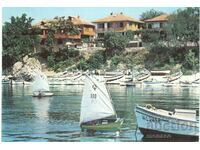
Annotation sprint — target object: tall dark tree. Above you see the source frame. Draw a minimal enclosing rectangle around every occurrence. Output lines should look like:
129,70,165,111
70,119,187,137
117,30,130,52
2,13,40,69
45,30,55,48
140,9,164,21
49,16,80,35
104,32,128,57
166,7,199,46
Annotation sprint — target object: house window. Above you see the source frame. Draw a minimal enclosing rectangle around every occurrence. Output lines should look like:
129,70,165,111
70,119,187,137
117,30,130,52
107,22,113,28
97,23,105,29
160,22,163,28
115,22,124,28
120,22,123,27
57,39,63,45
147,23,152,29
129,22,133,26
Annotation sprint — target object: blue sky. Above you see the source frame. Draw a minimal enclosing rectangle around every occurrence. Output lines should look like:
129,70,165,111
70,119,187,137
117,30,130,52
3,7,182,24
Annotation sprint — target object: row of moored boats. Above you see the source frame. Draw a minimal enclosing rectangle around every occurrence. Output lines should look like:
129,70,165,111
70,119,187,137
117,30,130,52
2,69,200,88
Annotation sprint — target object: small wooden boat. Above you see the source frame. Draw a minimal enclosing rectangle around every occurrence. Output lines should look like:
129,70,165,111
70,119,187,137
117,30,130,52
150,70,171,76
80,75,123,131
105,74,124,84
119,74,134,86
135,104,199,140
33,91,54,97
168,71,183,82
135,69,151,82
32,72,53,97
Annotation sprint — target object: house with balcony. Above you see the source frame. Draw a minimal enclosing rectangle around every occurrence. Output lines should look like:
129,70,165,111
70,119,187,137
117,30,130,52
34,18,81,47
92,12,144,38
68,16,95,47
69,16,95,39
144,14,170,29
34,16,95,49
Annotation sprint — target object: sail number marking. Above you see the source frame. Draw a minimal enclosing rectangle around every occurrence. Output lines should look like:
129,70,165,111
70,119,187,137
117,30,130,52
91,93,97,103
91,94,97,99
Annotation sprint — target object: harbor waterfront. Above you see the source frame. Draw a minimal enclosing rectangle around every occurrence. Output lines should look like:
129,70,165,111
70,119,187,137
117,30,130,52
2,84,199,142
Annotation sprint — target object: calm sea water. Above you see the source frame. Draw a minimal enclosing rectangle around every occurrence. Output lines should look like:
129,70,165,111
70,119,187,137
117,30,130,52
2,84,199,142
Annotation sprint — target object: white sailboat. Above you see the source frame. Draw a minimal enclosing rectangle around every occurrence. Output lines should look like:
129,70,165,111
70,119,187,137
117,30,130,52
135,104,199,140
80,75,123,131
32,72,54,97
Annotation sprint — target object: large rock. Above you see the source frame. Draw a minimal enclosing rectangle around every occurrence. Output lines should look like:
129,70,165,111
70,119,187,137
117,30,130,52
13,62,23,74
12,56,42,81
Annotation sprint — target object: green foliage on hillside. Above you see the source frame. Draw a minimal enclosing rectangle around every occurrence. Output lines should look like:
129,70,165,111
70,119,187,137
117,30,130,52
2,13,40,69
46,48,81,72
143,7,199,73
87,50,106,69
166,7,199,45
76,50,106,71
145,43,199,73
104,32,128,57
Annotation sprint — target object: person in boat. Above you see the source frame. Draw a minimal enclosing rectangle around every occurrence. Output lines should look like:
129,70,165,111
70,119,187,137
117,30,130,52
38,90,42,97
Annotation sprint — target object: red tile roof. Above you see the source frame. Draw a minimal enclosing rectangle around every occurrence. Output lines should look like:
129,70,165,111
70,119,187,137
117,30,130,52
144,14,170,22
93,13,144,23
69,16,94,26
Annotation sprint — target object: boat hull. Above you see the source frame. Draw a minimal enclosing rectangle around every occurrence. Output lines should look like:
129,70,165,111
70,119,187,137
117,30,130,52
139,127,199,141
135,106,199,139
81,118,123,131
32,91,54,97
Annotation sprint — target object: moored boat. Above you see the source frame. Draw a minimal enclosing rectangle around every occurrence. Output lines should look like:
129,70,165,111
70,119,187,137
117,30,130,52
134,104,199,140
105,74,124,84
168,71,183,82
33,91,54,97
80,75,123,131
119,73,134,86
135,69,151,82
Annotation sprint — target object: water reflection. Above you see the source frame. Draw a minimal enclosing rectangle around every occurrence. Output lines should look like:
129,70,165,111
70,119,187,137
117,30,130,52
32,97,51,124
2,84,199,142
31,97,53,139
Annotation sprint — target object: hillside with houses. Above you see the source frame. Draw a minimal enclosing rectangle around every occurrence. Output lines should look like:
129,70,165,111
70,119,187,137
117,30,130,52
2,8,199,79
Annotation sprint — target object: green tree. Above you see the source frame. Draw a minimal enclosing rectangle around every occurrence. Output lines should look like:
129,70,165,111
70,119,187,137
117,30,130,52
184,49,198,70
47,54,55,68
140,9,164,21
2,13,40,69
124,30,135,41
77,58,89,71
166,7,199,46
87,50,105,69
45,30,55,47
49,16,80,35
140,29,162,43
104,32,128,57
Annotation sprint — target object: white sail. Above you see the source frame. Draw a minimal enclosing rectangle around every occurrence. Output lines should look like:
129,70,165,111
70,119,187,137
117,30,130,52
80,75,116,124
33,72,50,92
